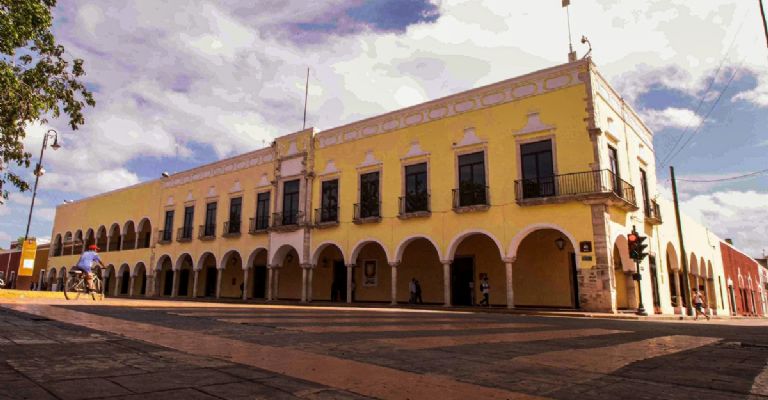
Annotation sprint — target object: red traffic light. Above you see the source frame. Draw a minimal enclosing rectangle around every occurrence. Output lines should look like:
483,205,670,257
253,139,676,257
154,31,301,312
628,233,637,243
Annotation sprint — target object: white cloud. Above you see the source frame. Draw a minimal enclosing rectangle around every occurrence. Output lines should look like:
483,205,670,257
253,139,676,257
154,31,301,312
732,71,768,106
39,168,140,196
36,208,57,222
681,190,768,257
0,231,11,247
641,107,704,131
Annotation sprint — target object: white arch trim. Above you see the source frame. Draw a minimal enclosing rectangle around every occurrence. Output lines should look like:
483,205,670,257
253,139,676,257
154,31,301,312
155,254,173,272
132,262,147,277
447,229,505,262
348,238,392,265
175,253,194,271
394,235,443,263
117,263,130,276
271,244,300,266
311,241,345,266
196,252,217,271
246,247,269,270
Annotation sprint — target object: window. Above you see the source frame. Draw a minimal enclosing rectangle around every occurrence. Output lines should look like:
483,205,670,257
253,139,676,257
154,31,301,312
282,180,300,225
359,172,380,218
182,206,194,239
520,140,554,198
404,163,428,213
255,192,270,230
640,168,650,215
204,202,217,237
457,151,487,206
162,210,174,242
320,179,339,223
228,197,242,233
608,146,621,195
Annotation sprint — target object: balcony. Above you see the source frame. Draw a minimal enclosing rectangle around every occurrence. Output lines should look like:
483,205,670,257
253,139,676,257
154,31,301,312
514,169,637,210
315,207,339,227
353,202,381,224
176,226,193,242
452,185,490,212
198,224,216,241
249,215,270,234
223,220,241,237
157,230,172,245
271,211,304,231
644,199,662,225
399,193,430,219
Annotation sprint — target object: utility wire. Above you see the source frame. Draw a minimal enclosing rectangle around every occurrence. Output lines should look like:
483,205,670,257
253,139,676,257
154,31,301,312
676,168,768,182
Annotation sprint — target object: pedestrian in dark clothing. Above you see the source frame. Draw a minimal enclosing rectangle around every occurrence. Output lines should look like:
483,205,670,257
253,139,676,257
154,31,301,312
479,276,490,306
415,280,423,304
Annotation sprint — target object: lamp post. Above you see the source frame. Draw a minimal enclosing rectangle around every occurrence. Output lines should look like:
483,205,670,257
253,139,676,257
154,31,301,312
23,129,60,240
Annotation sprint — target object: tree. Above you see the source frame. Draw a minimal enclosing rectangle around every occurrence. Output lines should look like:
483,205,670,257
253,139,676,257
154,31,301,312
0,0,95,204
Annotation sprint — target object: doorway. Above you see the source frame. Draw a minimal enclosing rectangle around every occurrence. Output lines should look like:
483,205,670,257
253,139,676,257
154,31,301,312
163,270,173,296
252,265,266,298
332,261,346,302
451,256,474,306
649,255,661,314
205,267,217,297
178,269,190,296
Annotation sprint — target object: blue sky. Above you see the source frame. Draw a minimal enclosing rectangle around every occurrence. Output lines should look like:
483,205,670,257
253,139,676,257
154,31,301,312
2,0,767,255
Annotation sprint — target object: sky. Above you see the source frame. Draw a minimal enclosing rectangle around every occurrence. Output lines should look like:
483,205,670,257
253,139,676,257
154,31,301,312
1,0,767,256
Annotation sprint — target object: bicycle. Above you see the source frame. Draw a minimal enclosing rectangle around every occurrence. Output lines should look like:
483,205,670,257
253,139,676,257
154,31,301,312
64,266,104,300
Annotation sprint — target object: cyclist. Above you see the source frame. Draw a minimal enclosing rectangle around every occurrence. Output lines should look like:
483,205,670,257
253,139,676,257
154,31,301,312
74,244,106,291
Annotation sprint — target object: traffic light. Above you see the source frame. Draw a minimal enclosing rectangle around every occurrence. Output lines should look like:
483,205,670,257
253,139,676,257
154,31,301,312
627,226,648,262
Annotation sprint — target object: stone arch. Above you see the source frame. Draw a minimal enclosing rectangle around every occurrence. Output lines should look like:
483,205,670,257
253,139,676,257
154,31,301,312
155,254,172,272
271,244,300,267
349,238,392,265
196,252,217,271
136,218,152,248
132,262,147,296
196,252,218,297
246,248,269,299
513,227,579,308
117,263,131,295
52,234,63,257
311,241,346,266
271,244,302,300
156,256,174,297
104,264,117,296
665,242,679,271
447,229,503,262
246,248,269,270
84,228,95,247
394,236,442,263
613,235,638,310
174,253,194,297
47,268,57,291
175,253,194,271
219,249,243,270
219,250,244,299
73,230,84,254
96,225,108,250
508,223,578,261
108,223,121,251
122,221,136,250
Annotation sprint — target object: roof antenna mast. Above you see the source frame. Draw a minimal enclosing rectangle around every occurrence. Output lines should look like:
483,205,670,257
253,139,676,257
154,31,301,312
302,67,309,130
563,0,577,62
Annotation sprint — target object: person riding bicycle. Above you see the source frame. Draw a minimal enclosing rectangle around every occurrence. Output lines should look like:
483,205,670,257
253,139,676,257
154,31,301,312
74,245,106,291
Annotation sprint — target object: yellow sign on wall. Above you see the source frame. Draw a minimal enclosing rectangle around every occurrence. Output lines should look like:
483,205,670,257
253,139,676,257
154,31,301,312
18,239,37,277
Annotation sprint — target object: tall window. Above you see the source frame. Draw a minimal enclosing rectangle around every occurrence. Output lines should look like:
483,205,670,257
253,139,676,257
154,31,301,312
282,180,300,225
320,179,339,222
182,206,194,239
404,163,428,213
457,151,487,206
520,140,554,198
608,146,621,195
162,210,174,242
204,202,217,237
255,192,270,230
228,197,242,233
640,168,650,214
359,172,380,218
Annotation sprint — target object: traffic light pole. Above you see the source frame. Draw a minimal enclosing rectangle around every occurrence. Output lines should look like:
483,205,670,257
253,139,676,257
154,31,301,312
629,225,648,316
634,257,647,316
671,166,693,317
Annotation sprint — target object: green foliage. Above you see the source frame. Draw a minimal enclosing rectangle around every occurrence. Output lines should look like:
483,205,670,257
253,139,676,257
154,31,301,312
0,0,95,204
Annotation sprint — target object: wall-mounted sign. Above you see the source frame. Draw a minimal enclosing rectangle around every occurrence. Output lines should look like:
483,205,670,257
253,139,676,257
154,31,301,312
18,240,37,277
581,255,593,262
579,241,592,253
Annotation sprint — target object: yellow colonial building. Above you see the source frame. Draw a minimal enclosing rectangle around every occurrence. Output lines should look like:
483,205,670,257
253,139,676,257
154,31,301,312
46,59,730,315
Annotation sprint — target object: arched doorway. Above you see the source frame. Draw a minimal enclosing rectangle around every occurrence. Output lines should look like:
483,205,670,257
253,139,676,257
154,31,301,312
137,218,152,249
52,235,63,257
47,268,58,291
175,254,194,297
58,267,67,292
108,223,121,252
157,256,173,297
196,253,217,298
350,240,391,303
116,264,130,295
311,243,345,302
514,229,577,308
219,251,243,299
73,230,84,255
666,242,681,308
272,245,301,300
133,262,147,296
104,265,116,296
96,226,107,251
246,248,268,299
397,237,442,304
84,229,95,249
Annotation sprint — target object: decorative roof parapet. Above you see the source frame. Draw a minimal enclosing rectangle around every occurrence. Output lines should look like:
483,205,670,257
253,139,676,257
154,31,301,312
161,147,274,189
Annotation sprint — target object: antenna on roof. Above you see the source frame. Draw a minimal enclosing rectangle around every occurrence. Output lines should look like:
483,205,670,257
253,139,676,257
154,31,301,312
302,67,309,130
563,0,577,62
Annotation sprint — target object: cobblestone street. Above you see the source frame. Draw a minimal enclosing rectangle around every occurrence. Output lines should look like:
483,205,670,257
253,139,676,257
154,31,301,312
1,298,767,399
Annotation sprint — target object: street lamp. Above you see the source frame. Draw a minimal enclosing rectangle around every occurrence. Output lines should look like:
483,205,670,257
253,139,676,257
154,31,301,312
24,129,60,240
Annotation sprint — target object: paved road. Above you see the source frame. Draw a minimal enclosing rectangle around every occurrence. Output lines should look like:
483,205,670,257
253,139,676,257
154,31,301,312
1,298,767,400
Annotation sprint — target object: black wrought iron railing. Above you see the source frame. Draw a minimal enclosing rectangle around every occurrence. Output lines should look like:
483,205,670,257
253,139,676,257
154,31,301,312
452,185,489,208
198,224,216,240
176,226,193,242
645,199,662,222
249,215,270,233
158,230,172,244
399,193,430,215
272,211,304,227
354,201,381,222
514,169,636,206
223,220,241,236
315,207,339,225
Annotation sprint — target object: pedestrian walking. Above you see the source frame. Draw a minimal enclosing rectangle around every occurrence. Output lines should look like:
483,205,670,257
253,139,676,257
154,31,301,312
415,280,423,304
693,290,710,320
480,276,490,307
409,278,417,304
